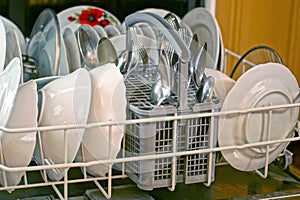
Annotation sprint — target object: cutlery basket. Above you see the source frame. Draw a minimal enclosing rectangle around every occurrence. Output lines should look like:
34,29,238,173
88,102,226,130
124,64,221,190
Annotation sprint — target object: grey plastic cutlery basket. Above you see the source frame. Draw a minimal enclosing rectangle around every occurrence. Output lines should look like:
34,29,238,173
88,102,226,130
124,64,221,190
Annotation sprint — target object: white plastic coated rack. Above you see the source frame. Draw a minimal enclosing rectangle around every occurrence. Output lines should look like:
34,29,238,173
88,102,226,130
0,49,298,199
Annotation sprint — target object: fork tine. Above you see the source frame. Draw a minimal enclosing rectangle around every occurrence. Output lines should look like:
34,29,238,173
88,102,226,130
132,27,149,64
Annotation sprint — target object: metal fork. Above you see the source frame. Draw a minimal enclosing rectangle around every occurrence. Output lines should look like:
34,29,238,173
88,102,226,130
130,27,149,65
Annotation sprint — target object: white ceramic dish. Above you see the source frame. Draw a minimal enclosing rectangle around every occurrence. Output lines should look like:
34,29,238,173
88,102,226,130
216,19,225,72
0,57,21,128
110,34,158,64
204,68,235,102
93,25,108,38
182,7,220,70
115,24,126,35
104,25,121,38
0,80,38,187
39,48,53,77
77,63,126,177
28,9,60,76
57,5,121,32
58,34,70,75
5,29,23,83
0,16,26,54
63,27,81,72
34,68,91,181
0,18,6,73
218,63,299,171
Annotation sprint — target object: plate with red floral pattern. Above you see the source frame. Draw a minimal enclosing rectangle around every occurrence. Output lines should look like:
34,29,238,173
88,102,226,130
57,5,121,32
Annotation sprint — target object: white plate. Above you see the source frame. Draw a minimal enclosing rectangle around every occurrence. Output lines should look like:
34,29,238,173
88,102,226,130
34,68,91,181
182,7,220,70
115,24,126,35
0,16,26,54
0,18,6,73
77,63,126,177
57,5,121,32
0,57,21,128
39,46,53,77
218,63,299,171
110,34,158,64
58,33,70,76
93,25,108,38
28,9,60,76
216,20,225,72
63,27,81,72
104,25,121,38
5,29,23,83
204,68,235,102
0,80,38,187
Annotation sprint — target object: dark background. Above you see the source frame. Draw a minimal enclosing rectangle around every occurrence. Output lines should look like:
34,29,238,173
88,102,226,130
4,0,204,37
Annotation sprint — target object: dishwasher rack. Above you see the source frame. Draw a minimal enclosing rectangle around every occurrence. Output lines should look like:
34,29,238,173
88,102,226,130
0,49,299,200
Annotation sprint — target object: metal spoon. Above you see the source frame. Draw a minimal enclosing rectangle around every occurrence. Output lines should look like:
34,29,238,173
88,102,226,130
193,42,207,88
77,24,99,69
187,34,199,87
150,49,171,105
164,12,180,31
196,76,215,103
97,37,118,66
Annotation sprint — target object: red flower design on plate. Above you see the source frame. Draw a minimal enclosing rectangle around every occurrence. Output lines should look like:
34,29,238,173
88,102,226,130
78,8,104,26
67,7,115,27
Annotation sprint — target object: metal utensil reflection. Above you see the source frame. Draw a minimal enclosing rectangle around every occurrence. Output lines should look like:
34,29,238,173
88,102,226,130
97,37,118,66
77,25,99,69
196,76,215,103
193,42,207,88
150,49,171,105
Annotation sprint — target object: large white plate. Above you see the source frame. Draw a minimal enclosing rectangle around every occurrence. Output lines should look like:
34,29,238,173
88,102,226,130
76,63,126,177
28,9,60,77
182,7,220,70
57,32,70,76
63,27,81,73
93,25,107,38
0,58,22,186
57,5,121,32
0,16,26,54
0,18,6,73
34,68,91,181
104,25,121,38
5,29,23,83
0,58,21,129
0,80,38,187
218,63,299,171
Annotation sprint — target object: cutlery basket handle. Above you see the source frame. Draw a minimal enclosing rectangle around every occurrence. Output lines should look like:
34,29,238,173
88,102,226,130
125,12,190,111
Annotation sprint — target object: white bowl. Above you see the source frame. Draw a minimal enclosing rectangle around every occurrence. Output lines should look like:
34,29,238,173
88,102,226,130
77,63,127,177
34,68,91,181
0,58,21,127
204,68,235,102
0,80,38,187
